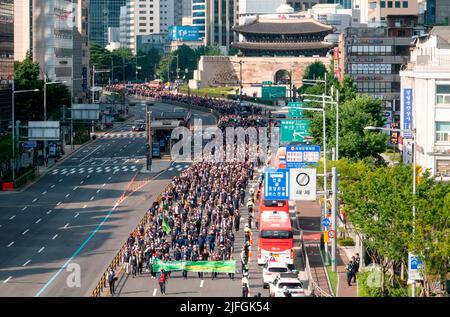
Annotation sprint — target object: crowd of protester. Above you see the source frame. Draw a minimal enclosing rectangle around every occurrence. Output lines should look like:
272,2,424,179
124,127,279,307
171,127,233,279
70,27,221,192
107,83,269,296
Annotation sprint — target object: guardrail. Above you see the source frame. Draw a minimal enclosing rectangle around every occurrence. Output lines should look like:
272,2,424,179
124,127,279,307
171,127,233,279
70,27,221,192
91,178,173,297
304,244,333,298
14,168,36,189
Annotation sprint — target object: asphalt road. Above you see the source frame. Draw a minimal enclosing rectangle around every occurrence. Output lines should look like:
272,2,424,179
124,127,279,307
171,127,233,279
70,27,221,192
0,100,215,297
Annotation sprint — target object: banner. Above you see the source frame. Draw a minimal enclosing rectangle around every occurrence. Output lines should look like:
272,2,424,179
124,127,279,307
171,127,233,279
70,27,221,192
152,260,236,273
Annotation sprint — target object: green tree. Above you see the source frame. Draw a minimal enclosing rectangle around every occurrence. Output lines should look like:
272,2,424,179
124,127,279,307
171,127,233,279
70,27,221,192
137,48,161,81
303,61,327,81
410,175,450,296
309,94,387,161
340,163,413,296
14,52,40,88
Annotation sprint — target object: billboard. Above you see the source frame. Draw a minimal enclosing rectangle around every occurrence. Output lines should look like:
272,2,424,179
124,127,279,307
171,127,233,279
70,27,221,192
28,121,60,141
403,88,413,139
72,104,100,120
168,26,200,42
261,86,286,100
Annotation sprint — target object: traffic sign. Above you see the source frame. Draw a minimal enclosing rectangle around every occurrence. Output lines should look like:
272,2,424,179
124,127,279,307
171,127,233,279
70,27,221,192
280,120,311,143
289,168,316,201
322,218,331,228
408,253,423,281
288,102,304,118
328,229,336,239
262,86,286,100
264,168,290,200
21,141,37,149
262,81,273,85
286,145,321,168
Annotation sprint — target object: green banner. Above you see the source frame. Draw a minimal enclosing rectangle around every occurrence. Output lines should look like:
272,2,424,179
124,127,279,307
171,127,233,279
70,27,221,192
152,260,236,273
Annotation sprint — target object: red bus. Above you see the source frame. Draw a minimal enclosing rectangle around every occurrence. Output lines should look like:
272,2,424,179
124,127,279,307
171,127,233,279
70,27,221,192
258,190,289,218
257,210,294,265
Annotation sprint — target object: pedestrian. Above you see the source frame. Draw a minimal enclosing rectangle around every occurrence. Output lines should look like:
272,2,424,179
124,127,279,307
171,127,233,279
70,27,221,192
351,256,358,283
130,251,137,278
353,253,360,283
346,260,354,286
234,210,240,232
123,248,130,275
158,268,167,295
242,272,250,297
108,268,116,296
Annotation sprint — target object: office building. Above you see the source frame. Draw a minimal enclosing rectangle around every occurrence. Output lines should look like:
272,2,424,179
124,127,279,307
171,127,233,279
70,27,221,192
90,0,126,47
205,0,236,50
192,0,207,40
14,1,74,87
0,0,13,132
120,0,175,55
73,0,90,103
400,26,450,179
426,0,450,26
366,0,420,26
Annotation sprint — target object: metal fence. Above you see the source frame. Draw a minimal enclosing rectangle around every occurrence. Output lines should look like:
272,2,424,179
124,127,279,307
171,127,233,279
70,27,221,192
304,244,333,298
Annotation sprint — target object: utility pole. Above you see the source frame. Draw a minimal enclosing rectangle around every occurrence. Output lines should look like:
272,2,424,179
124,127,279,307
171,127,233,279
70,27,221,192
146,104,152,171
336,89,339,161
331,167,338,272
323,93,329,265
92,65,95,104
176,54,180,80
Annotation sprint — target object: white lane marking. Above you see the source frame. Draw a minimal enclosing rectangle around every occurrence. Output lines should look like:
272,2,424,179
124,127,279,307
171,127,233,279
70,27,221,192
57,202,61,206
96,190,100,194
86,174,91,178
42,191,47,195
200,280,204,288
65,194,70,198
38,247,45,253
73,186,78,191
3,276,12,284
52,234,58,240
32,198,38,203
22,229,29,235
23,260,31,267
50,185,55,189
83,205,87,209
22,206,27,211
90,196,94,201
102,183,106,187
63,223,69,229
9,215,15,220
74,213,79,218
59,179,63,183
47,210,52,215
7,241,14,248
108,177,112,180
80,180,84,185
35,218,42,224
152,288,157,296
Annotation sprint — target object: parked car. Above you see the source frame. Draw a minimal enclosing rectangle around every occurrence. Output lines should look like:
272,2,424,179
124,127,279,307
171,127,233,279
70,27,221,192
263,261,290,288
269,273,305,297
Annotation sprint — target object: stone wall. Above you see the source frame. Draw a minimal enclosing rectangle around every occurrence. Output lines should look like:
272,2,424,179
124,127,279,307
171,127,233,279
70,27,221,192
190,55,331,97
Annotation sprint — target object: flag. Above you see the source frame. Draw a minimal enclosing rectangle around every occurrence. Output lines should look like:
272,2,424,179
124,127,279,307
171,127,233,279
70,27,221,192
162,215,171,235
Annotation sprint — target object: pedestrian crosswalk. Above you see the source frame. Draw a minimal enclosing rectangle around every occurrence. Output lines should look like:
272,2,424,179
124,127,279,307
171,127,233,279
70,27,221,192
168,164,191,172
95,132,146,139
50,165,139,176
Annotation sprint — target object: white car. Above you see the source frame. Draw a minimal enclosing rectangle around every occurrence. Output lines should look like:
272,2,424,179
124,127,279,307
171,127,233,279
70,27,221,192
269,273,306,297
262,261,290,288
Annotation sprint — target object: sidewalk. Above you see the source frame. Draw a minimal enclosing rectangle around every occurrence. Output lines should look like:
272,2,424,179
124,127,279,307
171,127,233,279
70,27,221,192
336,247,358,297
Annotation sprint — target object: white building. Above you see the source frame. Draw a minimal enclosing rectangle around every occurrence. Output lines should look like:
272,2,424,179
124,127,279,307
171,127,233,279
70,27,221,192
400,26,450,180
237,0,285,25
14,0,76,92
120,0,175,54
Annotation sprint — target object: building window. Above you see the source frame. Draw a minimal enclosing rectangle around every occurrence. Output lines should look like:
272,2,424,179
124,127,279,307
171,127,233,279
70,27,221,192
395,1,401,8
402,1,408,8
381,1,386,8
387,1,393,8
436,122,450,143
436,84,450,104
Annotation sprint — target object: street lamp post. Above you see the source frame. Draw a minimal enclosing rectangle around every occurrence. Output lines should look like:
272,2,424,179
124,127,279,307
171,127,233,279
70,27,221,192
365,125,417,296
11,81,39,183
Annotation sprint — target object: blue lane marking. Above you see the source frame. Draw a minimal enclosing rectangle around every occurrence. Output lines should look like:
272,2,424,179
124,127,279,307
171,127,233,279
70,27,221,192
34,204,118,297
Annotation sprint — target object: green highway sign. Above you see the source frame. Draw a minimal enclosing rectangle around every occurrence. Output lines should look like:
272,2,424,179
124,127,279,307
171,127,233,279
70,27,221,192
262,85,286,100
280,119,311,143
288,102,304,118
262,81,273,85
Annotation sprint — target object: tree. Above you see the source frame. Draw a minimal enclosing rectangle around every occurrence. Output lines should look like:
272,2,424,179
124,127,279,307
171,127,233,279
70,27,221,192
309,94,387,161
14,52,40,88
410,175,450,296
137,48,160,81
340,163,414,296
303,61,327,81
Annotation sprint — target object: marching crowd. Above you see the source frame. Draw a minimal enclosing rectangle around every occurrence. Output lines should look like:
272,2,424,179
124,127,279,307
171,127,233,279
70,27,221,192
106,86,266,296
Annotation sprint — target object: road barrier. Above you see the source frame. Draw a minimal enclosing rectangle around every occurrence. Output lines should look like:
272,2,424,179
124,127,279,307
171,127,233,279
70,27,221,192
91,177,173,297
304,244,333,297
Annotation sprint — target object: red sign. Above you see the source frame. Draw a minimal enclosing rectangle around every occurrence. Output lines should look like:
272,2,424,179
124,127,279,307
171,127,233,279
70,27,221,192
328,230,336,239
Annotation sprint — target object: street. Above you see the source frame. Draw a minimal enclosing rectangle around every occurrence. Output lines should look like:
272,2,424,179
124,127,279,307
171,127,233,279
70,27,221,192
0,101,215,296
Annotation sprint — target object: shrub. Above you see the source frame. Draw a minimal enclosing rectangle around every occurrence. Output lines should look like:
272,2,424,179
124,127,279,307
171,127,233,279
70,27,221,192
337,237,355,246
